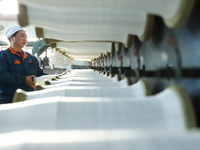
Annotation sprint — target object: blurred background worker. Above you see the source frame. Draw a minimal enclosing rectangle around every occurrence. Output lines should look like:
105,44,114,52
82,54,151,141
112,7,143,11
0,25,47,104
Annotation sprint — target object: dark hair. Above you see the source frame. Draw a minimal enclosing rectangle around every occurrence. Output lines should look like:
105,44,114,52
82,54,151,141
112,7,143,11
8,31,19,42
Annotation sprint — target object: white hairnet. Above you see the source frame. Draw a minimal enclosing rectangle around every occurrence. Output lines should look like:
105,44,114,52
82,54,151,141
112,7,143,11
5,25,26,39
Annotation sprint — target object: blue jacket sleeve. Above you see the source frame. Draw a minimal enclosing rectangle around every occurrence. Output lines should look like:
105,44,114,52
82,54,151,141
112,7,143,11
31,55,48,77
0,52,26,85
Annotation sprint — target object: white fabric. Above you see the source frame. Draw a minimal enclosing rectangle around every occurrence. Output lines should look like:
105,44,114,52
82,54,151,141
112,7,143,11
5,25,26,38
26,6,147,41
43,28,129,44
1,129,200,150
18,0,181,21
0,87,185,132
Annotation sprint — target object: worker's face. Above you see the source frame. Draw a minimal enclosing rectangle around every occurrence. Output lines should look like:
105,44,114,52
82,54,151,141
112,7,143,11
11,30,28,49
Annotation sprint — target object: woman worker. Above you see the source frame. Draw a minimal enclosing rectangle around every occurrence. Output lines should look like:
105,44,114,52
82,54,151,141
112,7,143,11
0,25,47,104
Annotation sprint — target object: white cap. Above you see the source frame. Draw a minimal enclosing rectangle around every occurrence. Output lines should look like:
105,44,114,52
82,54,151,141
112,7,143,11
5,25,26,39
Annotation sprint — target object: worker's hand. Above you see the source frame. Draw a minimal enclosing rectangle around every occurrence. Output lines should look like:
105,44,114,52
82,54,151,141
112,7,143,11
26,75,36,89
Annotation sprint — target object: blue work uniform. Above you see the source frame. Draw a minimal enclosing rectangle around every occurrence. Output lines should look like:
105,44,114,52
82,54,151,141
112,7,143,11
0,47,47,103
